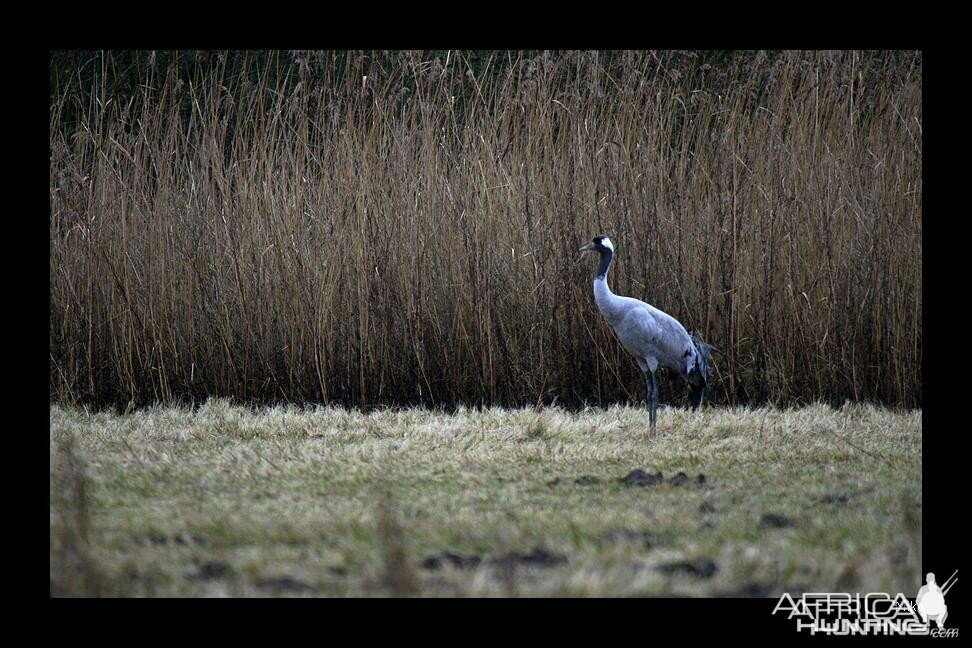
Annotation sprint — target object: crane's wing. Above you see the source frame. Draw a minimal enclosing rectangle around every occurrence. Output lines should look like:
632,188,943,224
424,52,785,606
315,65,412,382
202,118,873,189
614,304,694,371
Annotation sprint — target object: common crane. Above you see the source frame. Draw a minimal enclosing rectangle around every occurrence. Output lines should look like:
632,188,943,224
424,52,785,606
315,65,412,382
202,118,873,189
579,235,713,433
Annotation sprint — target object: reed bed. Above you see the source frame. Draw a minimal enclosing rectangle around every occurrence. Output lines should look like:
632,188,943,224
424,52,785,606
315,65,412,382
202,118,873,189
49,50,922,409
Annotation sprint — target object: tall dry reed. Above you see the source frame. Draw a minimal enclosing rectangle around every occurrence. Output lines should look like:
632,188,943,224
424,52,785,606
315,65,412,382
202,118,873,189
49,50,922,409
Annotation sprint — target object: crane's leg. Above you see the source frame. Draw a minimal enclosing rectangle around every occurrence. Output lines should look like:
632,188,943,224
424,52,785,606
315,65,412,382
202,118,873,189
688,382,704,410
643,369,657,433
651,370,659,430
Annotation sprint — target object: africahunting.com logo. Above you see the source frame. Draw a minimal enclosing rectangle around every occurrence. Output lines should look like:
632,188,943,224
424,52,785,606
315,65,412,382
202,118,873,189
772,570,958,637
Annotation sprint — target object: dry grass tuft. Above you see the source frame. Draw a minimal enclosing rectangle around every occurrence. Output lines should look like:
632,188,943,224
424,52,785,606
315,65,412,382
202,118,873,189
50,430,105,596
376,489,420,596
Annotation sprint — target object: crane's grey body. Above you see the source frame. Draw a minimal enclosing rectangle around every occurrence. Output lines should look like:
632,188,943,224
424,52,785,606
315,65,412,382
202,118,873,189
580,235,712,432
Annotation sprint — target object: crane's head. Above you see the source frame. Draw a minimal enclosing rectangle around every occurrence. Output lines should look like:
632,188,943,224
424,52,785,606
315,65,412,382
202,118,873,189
578,235,614,255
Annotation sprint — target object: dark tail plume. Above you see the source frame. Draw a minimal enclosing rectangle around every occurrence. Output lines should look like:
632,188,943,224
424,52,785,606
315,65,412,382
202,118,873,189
688,332,715,410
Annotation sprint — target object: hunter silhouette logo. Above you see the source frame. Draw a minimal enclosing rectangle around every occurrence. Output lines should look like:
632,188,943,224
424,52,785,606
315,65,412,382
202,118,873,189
773,570,959,636
917,571,956,629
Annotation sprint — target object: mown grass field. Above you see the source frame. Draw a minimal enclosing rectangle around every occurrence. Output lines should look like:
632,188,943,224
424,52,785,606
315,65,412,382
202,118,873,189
50,401,921,597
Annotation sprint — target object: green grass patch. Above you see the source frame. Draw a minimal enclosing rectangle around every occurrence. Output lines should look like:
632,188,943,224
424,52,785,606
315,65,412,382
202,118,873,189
50,401,921,597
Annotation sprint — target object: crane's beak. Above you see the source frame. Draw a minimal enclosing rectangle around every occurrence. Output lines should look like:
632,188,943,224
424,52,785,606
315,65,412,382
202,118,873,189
578,242,596,253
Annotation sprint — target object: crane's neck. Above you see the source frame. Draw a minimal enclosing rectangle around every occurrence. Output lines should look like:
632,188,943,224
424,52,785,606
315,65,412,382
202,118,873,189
595,247,613,281
593,248,622,322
